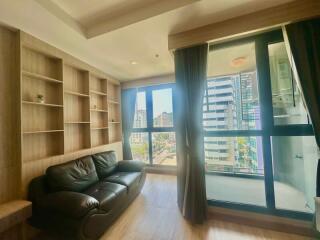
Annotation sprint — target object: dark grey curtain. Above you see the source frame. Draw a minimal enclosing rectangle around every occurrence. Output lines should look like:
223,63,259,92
174,44,208,223
121,89,137,160
285,18,320,147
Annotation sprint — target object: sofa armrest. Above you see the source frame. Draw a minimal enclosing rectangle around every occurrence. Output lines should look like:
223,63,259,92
118,160,145,172
38,191,99,219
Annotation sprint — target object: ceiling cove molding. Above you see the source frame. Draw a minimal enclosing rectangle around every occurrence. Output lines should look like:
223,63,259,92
168,0,320,50
35,0,86,36
86,0,200,38
121,74,175,89
36,0,200,39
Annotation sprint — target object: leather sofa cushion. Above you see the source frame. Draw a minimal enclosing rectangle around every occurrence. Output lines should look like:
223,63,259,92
103,172,141,193
118,160,145,172
38,191,99,219
92,151,118,180
46,156,99,192
84,182,126,212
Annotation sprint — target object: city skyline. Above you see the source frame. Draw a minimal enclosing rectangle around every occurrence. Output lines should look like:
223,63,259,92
204,71,264,175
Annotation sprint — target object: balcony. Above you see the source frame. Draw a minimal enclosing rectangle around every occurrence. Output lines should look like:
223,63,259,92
205,173,312,213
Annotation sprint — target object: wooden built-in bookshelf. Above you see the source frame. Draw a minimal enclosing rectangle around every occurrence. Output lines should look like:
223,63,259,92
89,74,109,146
20,38,122,163
21,46,64,162
0,19,125,239
107,82,121,143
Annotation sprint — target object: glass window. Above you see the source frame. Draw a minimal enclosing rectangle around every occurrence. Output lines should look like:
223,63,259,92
205,41,265,207
133,91,147,128
205,137,265,206
131,85,176,166
152,88,173,127
205,42,261,131
268,42,309,125
271,136,318,213
204,30,316,218
130,132,149,164
152,132,176,165
205,137,264,175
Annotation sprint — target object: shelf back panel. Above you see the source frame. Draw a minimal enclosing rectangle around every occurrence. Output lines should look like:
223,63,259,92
91,129,109,147
90,75,107,93
22,47,62,80
107,82,120,102
22,105,63,132
109,124,122,143
22,75,63,105
108,103,121,122
91,111,108,129
64,65,89,95
23,132,64,162
90,94,108,111
64,94,90,122
64,124,91,153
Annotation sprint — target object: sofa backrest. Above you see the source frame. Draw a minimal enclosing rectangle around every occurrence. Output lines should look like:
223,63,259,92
46,155,99,192
92,151,118,180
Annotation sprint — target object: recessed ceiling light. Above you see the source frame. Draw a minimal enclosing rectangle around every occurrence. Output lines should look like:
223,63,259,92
130,61,138,65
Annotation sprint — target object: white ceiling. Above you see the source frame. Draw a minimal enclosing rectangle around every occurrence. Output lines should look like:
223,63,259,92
208,43,256,78
0,0,293,81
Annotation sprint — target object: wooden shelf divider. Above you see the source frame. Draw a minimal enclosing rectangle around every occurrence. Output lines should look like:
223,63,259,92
91,127,109,130
108,99,119,104
65,122,90,124
64,90,89,98
22,70,62,84
90,90,107,96
90,109,108,113
22,101,63,108
23,130,64,134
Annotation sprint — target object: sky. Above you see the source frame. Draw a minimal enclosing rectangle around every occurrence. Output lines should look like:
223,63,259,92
152,88,173,118
136,88,173,118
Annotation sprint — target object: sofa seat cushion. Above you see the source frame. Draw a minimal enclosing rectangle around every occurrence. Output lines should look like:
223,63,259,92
84,182,126,212
103,172,141,193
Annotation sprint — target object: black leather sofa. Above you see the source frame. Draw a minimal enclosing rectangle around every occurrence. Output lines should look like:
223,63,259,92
28,151,146,240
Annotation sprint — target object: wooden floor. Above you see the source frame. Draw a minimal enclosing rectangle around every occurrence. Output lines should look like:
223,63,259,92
35,174,315,240
100,174,314,240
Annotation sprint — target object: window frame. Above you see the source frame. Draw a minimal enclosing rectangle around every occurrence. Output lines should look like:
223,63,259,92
131,83,176,166
205,29,314,220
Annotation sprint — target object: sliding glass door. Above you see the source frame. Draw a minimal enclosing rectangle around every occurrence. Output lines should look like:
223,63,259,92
268,41,317,214
204,41,266,206
205,30,318,219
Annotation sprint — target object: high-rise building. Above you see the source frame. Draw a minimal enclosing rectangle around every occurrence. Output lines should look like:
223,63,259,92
153,112,173,127
204,71,263,174
131,109,147,143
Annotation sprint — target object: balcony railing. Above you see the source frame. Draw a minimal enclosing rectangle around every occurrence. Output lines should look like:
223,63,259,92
205,163,264,177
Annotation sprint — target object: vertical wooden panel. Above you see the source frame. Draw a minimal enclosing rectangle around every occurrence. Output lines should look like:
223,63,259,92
0,26,21,203
0,25,22,240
